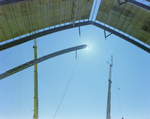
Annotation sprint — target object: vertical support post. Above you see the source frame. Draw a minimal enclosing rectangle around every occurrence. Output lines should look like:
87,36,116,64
79,26,81,36
75,50,77,59
106,55,113,119
33,39,38,119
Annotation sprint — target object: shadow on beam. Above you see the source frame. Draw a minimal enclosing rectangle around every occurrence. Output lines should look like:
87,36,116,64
127,0,150,11
92,22,150,53
0,22,91,51
0,21,150,53
0,0,33,5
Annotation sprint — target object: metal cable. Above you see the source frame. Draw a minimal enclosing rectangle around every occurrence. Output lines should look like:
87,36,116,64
37,47,45,57
0,47,17,64
53,54,79,119
112,69,124,118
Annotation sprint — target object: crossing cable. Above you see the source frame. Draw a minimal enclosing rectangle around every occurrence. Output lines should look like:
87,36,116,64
53,53,79,119
0,47,17,64
112,69,124,118
37,47,45,57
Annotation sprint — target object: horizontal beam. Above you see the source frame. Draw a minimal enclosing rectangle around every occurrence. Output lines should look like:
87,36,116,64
92,22,150,53
0,22,90,51
0,21,150,53
127,0,150,11
0,44,87,80
0,0,33,5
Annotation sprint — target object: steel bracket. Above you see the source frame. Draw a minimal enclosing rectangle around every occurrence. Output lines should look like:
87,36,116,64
118,0,127,6
104,30,112,39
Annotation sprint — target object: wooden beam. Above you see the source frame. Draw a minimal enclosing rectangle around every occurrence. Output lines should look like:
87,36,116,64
59,0,62,26
79,2,83,23
0,0,34,6
18,3,27,36
65,0,67,25
41,0,45,30
48,0,50,29
0,21,149,53
118,5,133,31
34,1,39,32
0,28,6,42
72,0,78,26
0,6,14,40
53,0,55,27
83,1,88,21
26,2,33,33
9,5,21,38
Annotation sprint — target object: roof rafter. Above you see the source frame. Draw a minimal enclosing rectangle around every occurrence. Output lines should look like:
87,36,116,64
65,0,67,24
41,0,45,30
127,7,145,36
26,2,33,33
91,0,98,21
118,4,133,31
53,0,55,27
0,28,6,42
107,0,125,28
48,0,50,29
18,3,27,36
132,11,150,40
83,1,88,21
0,6,14,40
123,5,139,33
9,5,21,38
0,0,34,5
0,21,149,53
139,19,150,42
72,0,78,26
34,1,39,32
59,0,62,26
127,0,150,11
79,2,83,22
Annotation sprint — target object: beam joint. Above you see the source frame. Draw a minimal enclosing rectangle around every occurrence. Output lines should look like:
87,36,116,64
127,0,150,11
118,0,127,6
104,30,112,39
0,21,150,53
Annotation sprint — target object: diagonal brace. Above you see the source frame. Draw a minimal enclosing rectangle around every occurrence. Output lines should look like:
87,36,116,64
118,0,127,6
104,30,112,39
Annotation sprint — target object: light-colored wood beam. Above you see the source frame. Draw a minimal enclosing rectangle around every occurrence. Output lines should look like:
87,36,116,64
0,28,6,42
59,0,62,26
48,0,50,29
65,0,67,25
34,1,39,32
79,2,83,23
0,0,34,6
83,1,88,21
26,2,33,33
0,6,14,40
18,3,27,36
41,0,45,30
9,5,21,38
72,0,78,26
53,0,55,27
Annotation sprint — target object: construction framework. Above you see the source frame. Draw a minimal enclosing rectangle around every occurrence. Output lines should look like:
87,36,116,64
0,21,150,53
0,0,150,53
0,0,150,119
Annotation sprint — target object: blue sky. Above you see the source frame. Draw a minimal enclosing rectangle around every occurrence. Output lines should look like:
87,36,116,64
0,24,150,119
